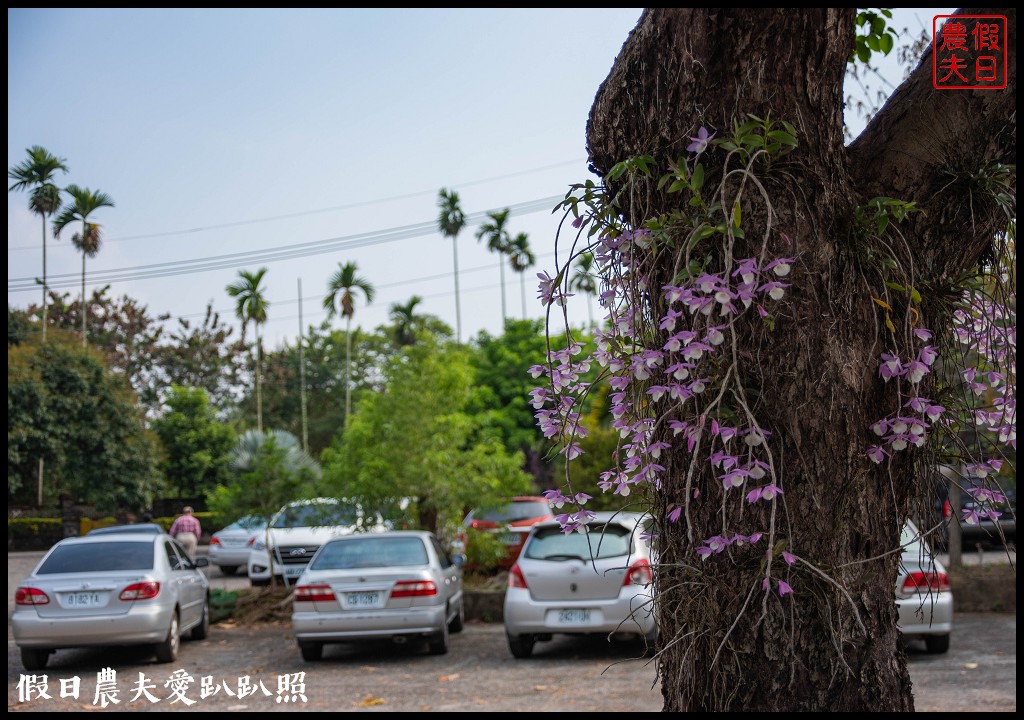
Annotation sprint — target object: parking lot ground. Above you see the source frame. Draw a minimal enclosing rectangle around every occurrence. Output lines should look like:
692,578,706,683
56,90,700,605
8,551,1016,712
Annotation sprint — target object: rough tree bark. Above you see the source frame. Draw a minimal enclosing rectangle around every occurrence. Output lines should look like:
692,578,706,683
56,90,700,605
586,8,1014,712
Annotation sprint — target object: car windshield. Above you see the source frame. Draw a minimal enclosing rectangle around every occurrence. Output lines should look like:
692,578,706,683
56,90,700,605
524,523,633,560
36,541,154,574
310,537,429,570
228,515,265,531
273,502,357,529
471,501,549,524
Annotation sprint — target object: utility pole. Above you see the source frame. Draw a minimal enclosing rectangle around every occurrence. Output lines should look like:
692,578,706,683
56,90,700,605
298,278,309,454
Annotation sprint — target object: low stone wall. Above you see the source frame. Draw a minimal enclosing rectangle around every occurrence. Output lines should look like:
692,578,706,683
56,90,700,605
948,564,1016,612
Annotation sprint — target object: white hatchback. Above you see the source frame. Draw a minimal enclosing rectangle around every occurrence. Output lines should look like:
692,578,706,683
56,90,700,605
503,511,657,658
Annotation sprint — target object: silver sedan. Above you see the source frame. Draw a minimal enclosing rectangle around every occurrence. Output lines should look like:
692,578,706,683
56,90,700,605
12,532,210,670
209,514,265,575
503,512,657,658
897,520,954,653
292,531,464,660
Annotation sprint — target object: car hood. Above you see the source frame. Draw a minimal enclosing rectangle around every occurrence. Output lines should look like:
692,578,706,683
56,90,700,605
262,526,362,546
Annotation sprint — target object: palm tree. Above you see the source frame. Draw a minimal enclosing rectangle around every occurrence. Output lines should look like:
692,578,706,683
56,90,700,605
9,146,69,344
390,295,424,347
476,208,512,323
226,268,270,433
507,233,536,320
52,185,114,348
437,188,466,343
323,261,376,423
571,252,599,328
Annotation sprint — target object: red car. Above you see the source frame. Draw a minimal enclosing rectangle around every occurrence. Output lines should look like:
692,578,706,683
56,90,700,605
462,497,554,568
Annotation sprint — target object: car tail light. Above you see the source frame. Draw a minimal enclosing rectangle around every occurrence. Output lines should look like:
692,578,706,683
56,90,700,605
390,580,438,598
902,571,950,594
623,559,653,586
247,537,256,547
15,587,50,606
942,500,951,520
120,581,160,601
294,584,336,602
210,536,221,545
508,563,529,589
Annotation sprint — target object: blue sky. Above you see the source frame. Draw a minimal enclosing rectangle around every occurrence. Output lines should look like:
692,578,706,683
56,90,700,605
8,8,946,348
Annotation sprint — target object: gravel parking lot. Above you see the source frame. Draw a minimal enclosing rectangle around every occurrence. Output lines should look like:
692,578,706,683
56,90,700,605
7,551,1016,712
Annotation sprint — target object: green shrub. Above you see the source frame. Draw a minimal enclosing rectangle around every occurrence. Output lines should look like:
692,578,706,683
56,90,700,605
465,527,508,573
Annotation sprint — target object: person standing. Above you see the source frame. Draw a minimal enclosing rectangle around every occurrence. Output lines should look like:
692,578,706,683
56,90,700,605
169,506,201,558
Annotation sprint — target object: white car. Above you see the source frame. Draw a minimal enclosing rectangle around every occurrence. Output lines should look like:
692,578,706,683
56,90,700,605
503,511,657,658
208,515,265,575
248,498,387,586
897,519,953,653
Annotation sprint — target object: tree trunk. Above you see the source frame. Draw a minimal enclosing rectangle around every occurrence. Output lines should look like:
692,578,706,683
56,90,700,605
255,322,263,434
499,258,507,323
586,8,1014,712
453,236,462,343
41,215,48,343
81,249,87,349
345,316,353,424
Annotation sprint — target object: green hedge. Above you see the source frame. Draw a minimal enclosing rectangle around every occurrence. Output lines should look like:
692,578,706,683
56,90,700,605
8,518,64,550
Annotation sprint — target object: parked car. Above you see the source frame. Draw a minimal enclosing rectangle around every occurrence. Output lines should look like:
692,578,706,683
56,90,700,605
936,480,1017,551
87,523,166,536
209,514,266,575
12,532,210,670
292,531,464,660
897,519,953,654
503,511,657,658
248,498,388,586
461,496,554,568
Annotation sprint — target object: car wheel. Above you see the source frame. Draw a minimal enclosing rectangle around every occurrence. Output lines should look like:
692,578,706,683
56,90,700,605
448,600,465,633
155,611,180,663
220,565,238,576
428,619,450,655
925,634,950,654
21,647,50,671
191,597,210,641
298,641,323,662
507,633,534,659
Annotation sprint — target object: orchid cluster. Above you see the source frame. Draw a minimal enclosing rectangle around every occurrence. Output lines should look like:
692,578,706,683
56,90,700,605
531,128,806,595
866,257,1016,530
866,326,945,464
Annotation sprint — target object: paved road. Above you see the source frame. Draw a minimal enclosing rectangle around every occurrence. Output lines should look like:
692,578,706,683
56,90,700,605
7,552,1016,712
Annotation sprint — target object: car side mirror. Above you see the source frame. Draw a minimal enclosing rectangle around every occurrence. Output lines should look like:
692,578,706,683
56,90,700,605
194,557,209,568
451,553,466,568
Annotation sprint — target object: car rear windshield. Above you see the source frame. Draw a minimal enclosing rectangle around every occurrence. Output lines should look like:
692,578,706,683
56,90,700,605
471,501,549,524
273,502,358,528
36,542,154,574
524,524,633,560
310,537,429,570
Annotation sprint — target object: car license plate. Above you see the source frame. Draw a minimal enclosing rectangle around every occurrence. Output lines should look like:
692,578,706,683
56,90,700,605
557,608,591,625
283,565,306,578
222,538,245,547
346,591,382,609
65,591,102,608
498,532,521,546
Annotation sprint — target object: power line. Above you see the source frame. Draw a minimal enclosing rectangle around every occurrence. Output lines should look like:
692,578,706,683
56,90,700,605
8,195,564,291
173,251,557,324
8,158,584,250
